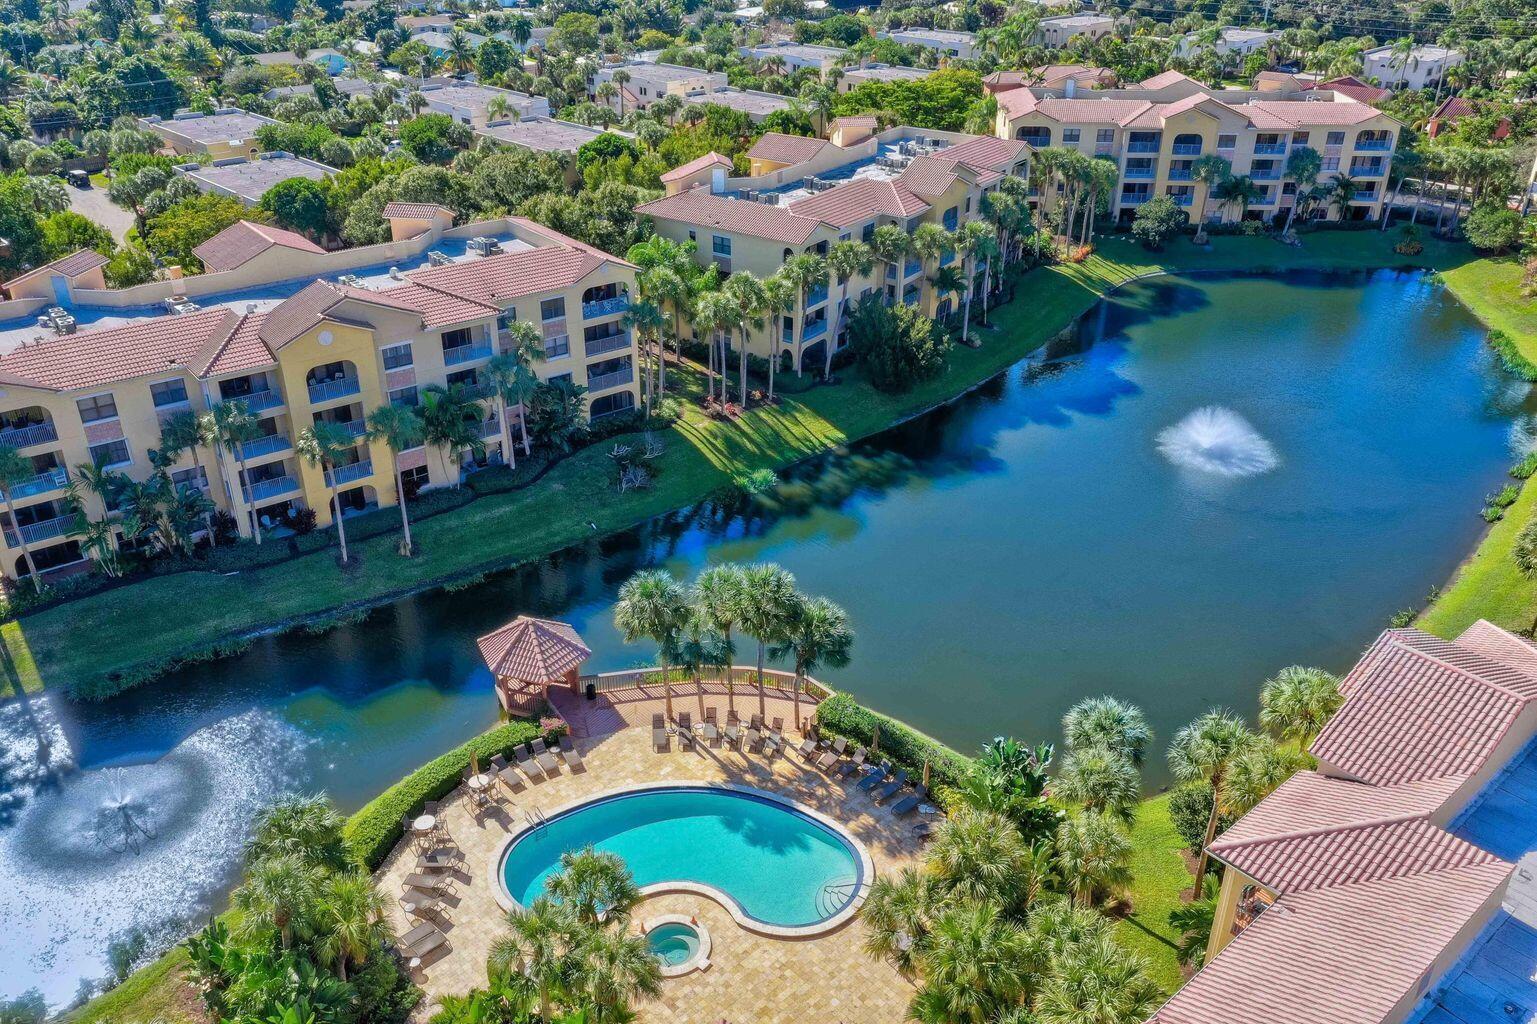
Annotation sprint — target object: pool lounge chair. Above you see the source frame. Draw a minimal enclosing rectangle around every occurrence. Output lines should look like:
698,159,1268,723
891,786,927,816
402,871,453,893
653,713,669,752
558,735,585,770
836,746,868,777
530,738,561,774
874,770,910,804
399,891,444,920
815,749,840,771
400,923,450,969
795,735,819,758
745,727,763,752
724,713,742,748
417,849,460,872
514,744,543,779
492,753,525,793
856,763,891,791
677,711,694,749
701,707,721,745
764,718,784,756
827,736,849,757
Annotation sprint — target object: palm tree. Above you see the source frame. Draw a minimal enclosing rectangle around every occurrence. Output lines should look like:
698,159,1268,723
779,251,828,383
483,353,524,469
1516,518,1537,637
930,263,967,329
737,562,797,720
1189,153,1232,242
908,902,1033,1024
365,403,425,556
929,807,1041,913
610,68,631,117
295,421,360,566
1381,147,1422,230
722,272,768,408
759,272,794,402
0,445,44,591
869,224,912,304
485,94,514,122
1061,696,1151,765
489,897,574,1022
200,400,263,544
692,563,745,712
861,866,940,975
911,223,951,307
692,290,739,409
315,870,384,981
1167,710,1258,880
1054,811,1133,908
1270,147,1320,235
824,239,874,374
958,221,1000,330
614,568,689,719
232,854,318,949
1213,174,1262,223
444,29,477,75
547,848,643,928
1259,666,1342,745
770,593,852,732
621,297,668,411
574,927,663,1022
1327,172,1360,219
420,383,486,486
1032,932,1163,1024
245,795,349,871
1054,748,1139,823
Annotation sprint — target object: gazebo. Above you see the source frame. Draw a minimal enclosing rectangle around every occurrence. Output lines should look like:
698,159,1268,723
476,615,592,715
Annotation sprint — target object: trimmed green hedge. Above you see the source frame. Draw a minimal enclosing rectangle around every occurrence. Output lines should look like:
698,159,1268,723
344,718,544,868
814,692,973,797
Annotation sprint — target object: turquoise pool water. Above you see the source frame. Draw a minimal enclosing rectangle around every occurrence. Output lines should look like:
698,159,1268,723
646,922,701,967
499,787,861,927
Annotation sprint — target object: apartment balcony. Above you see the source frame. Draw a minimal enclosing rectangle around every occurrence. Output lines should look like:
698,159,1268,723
806,284,828,307
240,433,291,461
4,513,71,547
803,319,828,341
1356,139,1392,151
308,377,361,405
1250,170,1281,181
885,264,897,280
457,383,494,401
1123,166,1156,180
327,460,373,487
1351,163,1387,178
225,388,283,413
1169,193,1194,207
587,365,634,393
8,467,68,501
1171,143,1202,155
1167,168,1194,181
903,259,921,278
581,294,630,319
585,330,632,357
1254,142,1287,155
479,416,501,438
0,422,58,449
1127,141,1160,154
244,476,300,503
444,343,494,366
1119,193,1151,206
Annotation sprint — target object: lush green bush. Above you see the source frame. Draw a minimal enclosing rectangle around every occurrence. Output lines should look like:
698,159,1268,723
814,692,972,796
1487,329,1537,382
1464,202,1523,254
1512,451,1537,480
847,294,949,394
1131,195,1189,251
1167,782,1234,852
343,718,544,868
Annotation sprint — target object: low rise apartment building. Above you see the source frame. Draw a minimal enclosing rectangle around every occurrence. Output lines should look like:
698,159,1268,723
876,27,978,60
1362,43,1464,91
416,82,550,127
0,216,639,583
1149,621,1537,1024
635,118,1027,374
837,63,933,92
741,40,847,75
591,61,728,112
1033,14,1116,47
1175,26,1282,59
174,151,337,207
995,71,1400,223
140,108,281,161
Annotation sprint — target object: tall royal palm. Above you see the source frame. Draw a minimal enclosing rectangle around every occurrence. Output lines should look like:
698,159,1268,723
365,403,425,556
780,251,828,383
1166,709,1258,880
501,319,545,457
824,239,874,375
613,568,690,719
1189,154,1232,243
868,225,913,305
911,223,951,305
692,563,745,712
295,421,360,566
770,593,853,731
621,296,668,411
958,221,999,331
723,272,768,408
200,399,264,544
692,290,739,408
760,272,795,402
737,562,798,720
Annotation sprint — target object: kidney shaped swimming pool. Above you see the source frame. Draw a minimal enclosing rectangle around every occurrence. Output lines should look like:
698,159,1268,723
497,785,867,931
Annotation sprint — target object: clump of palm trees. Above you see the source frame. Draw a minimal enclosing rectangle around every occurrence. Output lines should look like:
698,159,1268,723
612,561,852,729
470,849,661,1024
184,797,411,1024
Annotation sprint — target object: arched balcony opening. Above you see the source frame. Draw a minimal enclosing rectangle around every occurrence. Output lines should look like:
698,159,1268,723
306,360,361,405
0,407,58,449
1172,133,1203,155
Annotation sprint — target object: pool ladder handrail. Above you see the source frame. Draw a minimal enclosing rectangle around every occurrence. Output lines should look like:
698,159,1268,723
524,807,549,832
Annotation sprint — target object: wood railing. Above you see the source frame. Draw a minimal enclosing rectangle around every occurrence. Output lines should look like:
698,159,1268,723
576,666,833,703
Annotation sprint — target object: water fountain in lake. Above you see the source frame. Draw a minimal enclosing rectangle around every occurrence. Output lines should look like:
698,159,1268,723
1156,406,1280,478
94,768,156,854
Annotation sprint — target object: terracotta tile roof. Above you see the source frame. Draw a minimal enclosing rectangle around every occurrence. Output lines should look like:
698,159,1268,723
376,282,498,327
196,311,277,377
254,279,430,350
787,177,927,226
192,220,326,273
0,308,237,391
989,65,1115,91
1148,858,1513,1024
5,249,108,289
381,202,454,220
933,135,1028,173
1307,75,1390,103
1140,70,1203,89
898,155,971,199
997,89,1040,120
832,115,877,128
660,152,733,183
1453,620,1537,679
1212,816,1501,894
477,616,591,683
1311,629,1536,786
745,132,830,166
1243,99,1384,127
1036,97,1154,124
407,244,614,303
1122,93,1225,128
1214,771,1464,847
636,188,824,245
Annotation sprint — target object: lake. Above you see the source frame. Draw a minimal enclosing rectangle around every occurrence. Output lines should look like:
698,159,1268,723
1,268,1530,1004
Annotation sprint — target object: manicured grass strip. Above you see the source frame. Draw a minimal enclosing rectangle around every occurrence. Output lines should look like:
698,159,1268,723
1115,793,1191,994
1,231,1472,700
62,947,195,1024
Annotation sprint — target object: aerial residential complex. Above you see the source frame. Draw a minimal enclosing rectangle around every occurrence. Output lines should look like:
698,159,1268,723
1153,621,1537,1024
0,213,639,582
140,108,282,160
995,71,1402,222
636,117,1028,372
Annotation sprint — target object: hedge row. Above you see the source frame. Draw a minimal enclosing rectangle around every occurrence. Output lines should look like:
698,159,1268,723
814,692,974,797
343,718,545,869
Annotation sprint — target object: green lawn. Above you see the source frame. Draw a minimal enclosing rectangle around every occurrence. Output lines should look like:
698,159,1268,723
62,947,197,1024
1,230,1475,700
1116,794,1191,993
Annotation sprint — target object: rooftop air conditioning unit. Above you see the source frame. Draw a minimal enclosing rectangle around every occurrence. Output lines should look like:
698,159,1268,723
388,266,404,280
428,250,451,266
468,236,502,256
741,188,757,201
758,192,779,205
802,176,816,191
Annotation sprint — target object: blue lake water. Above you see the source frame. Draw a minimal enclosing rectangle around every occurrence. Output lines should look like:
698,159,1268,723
1,268,1531,1002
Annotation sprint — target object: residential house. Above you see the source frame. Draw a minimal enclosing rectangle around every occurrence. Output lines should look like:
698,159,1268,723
740,40,848,75
838,63,933,92
173,152,338,208
983,64,1116,95
590,61,729,113
1175,26,1282,59
1427,95,1511,140
876,27,978,60
416,82,550,127
1033,14,1117,47
1148,621,1537,1024
139,109,281,161
995,71,1401,223
1362,44,1463,91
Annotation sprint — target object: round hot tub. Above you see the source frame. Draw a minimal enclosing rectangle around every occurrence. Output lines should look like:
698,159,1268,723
644,915,711,976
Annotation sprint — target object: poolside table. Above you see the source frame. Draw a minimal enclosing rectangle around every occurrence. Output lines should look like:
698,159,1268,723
467,774,492,804
412,814,436,836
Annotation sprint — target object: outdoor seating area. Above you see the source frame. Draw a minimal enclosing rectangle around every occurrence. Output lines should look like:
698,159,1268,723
374,689,929,1024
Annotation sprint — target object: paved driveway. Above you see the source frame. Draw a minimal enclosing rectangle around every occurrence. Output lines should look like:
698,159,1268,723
67,182,136,243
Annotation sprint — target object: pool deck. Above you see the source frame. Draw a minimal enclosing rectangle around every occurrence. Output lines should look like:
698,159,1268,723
375,687,923,1024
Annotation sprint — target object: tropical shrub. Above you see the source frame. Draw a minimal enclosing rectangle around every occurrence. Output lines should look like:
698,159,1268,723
847,294,949,394
1464,202,1523,253
1487,329,1537,382
815,691,971,798
1167,781,1232,852
1130,195,1188,251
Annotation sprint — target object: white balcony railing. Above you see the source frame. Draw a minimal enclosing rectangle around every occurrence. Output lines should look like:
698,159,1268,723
587,365,635,393
7,467,68,500
243,476,300,504
4,513,71,547
0,422,58,449
585,331,632,357
443,344,493,366
327,460,373,487
307,377,361,405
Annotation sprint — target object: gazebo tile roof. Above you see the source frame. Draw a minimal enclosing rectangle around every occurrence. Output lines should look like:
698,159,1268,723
477,616,592,683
